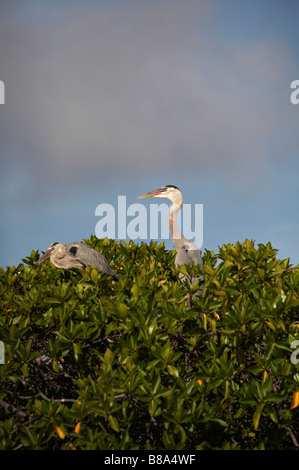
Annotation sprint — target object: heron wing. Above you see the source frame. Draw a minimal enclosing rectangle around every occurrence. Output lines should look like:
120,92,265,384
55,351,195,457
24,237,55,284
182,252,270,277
175,248,191,267
67,243,118,280
175,247,204,293
175,247,202,268
187,249,203,268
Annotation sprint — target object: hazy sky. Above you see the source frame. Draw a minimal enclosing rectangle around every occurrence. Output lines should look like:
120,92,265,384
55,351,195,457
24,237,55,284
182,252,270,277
1,0,298,267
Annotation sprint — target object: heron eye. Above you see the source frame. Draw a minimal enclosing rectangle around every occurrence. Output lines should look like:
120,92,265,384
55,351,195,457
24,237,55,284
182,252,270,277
69,246,78,256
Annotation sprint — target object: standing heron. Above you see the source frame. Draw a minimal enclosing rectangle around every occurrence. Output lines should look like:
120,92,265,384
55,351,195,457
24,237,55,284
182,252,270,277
36,242,118,281
139,185,204,294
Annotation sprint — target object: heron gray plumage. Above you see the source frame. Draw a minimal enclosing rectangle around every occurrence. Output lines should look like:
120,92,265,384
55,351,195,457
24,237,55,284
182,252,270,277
139,185,204,294
36,242,118,281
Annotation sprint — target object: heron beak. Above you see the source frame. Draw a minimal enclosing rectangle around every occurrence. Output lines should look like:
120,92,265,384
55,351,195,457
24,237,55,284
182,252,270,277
36,249,52,264
138,188,165,199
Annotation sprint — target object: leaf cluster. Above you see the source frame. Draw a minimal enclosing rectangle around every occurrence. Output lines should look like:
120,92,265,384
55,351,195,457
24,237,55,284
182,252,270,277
0,237,299,450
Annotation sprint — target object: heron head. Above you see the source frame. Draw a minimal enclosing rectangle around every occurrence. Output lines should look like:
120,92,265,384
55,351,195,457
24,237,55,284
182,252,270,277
139,185,182,203
36,242,61,264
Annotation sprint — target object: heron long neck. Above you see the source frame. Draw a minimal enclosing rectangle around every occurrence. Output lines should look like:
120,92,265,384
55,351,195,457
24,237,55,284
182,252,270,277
169,202,186,249
50,245,67,267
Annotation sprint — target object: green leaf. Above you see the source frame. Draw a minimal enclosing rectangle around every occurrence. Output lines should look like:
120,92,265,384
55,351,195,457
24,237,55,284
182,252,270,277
73,342,82,360
108,415,120,432
167,364,179,378
149,399,158,417
253,404,264,430
91,269,98,284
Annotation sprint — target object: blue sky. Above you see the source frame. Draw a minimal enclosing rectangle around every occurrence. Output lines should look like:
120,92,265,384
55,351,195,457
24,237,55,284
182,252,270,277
0,0,298,267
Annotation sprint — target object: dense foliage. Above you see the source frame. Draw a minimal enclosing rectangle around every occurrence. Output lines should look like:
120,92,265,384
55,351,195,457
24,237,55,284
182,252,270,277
0,236,299,450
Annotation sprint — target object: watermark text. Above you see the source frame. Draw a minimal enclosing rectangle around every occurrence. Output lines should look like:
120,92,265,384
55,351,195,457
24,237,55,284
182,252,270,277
95,196,203,248
0,80,4,104
291,340,299,365
0,341,4,364
290,80,299,105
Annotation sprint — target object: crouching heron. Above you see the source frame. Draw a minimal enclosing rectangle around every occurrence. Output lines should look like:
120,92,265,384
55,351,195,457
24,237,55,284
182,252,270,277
36,242,118,281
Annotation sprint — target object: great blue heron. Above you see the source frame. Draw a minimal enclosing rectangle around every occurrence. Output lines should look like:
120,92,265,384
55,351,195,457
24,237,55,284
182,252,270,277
139,185,204,294
36,242,118,281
